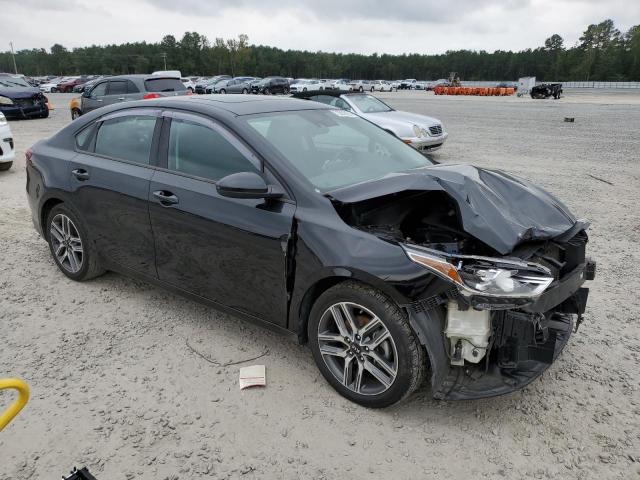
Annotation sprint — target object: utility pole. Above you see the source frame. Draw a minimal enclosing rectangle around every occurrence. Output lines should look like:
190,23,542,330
9,42,18,74
160,52,167,70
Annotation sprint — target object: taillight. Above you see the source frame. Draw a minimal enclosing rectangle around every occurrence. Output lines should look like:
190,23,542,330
25,148,33,168
143,93,161,100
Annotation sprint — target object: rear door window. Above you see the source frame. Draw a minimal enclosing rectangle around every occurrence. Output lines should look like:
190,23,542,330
107,81,127,96
144,78,186,93
94,116,157,164
126,80,140,94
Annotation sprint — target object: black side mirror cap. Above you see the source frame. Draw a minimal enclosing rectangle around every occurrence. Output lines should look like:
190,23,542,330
216,171,284,200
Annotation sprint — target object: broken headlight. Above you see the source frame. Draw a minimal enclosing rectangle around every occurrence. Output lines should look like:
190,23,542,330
402,245,554,298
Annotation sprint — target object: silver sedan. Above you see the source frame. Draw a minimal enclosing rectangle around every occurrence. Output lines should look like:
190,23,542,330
295,92,447,152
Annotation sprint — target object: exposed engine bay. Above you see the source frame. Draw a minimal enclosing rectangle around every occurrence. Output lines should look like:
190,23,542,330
331,186,596,399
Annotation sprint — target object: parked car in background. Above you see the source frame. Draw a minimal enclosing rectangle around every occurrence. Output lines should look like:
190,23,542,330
58,76,88,93
72,76,105,93
414,81,427,90
0,73,49,119
372,80,394,92
198,75,231,94
290,79,326,93
39,77,67,93
181,78,196,93
0,112,15,170
349,80,374,92
293,90,447,152
75,74,188,116
496,81,518,91
213,77,257,94
398,79,417,90
251,76,289,94
26,94,595,407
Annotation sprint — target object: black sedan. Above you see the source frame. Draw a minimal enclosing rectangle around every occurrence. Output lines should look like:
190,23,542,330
0,74,49,119
26,96,595,407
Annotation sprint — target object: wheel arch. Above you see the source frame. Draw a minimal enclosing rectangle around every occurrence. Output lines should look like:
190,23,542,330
40,197,65,240
294,269,408,344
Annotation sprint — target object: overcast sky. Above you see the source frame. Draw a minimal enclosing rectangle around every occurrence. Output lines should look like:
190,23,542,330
1,0,638,55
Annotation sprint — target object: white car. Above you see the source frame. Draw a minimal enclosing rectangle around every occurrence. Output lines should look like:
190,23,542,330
349,80,374,92
289,79,325,93
181,78,196,93
0,112,15,171
39,77,66,93
372,80,394,92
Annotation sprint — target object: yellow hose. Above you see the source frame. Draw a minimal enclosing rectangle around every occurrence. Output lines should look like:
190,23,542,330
0,378,29,431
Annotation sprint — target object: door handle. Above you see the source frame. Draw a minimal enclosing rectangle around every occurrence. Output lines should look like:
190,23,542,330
96,99,103,102
153,190,179,206
117,97,125,101
71,169,90,181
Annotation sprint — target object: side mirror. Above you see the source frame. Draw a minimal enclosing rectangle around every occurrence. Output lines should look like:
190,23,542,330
82,89,91,98
216,172,284,200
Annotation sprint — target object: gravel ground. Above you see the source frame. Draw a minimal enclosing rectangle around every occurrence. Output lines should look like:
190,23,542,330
1,90,639,480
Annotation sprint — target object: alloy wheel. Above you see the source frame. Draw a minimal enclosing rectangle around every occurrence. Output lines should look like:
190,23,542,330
50,213,83,273
317,302,398,396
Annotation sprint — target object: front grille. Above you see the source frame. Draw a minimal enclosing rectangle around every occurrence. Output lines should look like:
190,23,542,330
429,125,443,136
14,98,34,108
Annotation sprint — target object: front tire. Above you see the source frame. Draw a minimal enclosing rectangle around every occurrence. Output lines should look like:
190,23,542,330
308,281,425,408
0,162,12,171
71,109,82,120
45,204,105,281
219,89,226,94
242,88,248,94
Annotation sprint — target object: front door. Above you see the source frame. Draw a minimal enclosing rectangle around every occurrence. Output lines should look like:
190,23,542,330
148,112,295,326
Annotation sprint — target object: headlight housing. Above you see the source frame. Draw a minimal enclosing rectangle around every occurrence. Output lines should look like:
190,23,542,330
402,245,553,299
0,112,6,125
0,96,14,106
412,124,423,137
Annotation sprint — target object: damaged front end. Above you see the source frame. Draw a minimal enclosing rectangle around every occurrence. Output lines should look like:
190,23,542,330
329,165,596,400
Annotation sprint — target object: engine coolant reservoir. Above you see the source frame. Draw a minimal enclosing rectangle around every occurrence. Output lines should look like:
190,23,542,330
444,301,491,366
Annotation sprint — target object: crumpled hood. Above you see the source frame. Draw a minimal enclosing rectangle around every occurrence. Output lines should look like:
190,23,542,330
328,164,583,254
0,86,41,99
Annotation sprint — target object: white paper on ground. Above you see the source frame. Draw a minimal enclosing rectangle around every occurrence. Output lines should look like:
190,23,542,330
239,365,266,390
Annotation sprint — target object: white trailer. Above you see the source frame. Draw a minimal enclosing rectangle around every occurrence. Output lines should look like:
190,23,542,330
517,76,536,97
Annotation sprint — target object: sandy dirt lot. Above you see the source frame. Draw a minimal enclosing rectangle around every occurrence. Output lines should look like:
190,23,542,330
1,90,639,479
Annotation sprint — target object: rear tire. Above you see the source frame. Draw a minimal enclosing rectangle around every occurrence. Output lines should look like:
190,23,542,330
45,204,105,282
0,162,12,171
308,281,425,408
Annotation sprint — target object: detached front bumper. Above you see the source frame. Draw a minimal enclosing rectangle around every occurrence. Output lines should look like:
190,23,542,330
408,258,596,400
1,103,48,120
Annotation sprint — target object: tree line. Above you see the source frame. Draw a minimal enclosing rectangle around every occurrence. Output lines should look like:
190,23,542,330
1,20,638,81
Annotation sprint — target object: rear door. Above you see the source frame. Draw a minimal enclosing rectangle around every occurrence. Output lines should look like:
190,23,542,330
148,111,295,326
68,109,160,276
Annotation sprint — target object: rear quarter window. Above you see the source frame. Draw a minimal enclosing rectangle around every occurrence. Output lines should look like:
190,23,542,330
144,78,186,93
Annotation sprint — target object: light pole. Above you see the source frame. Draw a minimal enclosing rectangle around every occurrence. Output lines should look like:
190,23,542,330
160,52,167,70
9,42,18,74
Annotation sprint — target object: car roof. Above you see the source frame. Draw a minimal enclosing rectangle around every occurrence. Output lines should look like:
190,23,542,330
94,74,182,82
107,94,334,116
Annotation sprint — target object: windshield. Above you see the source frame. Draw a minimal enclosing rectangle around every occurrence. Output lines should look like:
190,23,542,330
348,94,393,113
0,76,31,88
244,109,433,192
